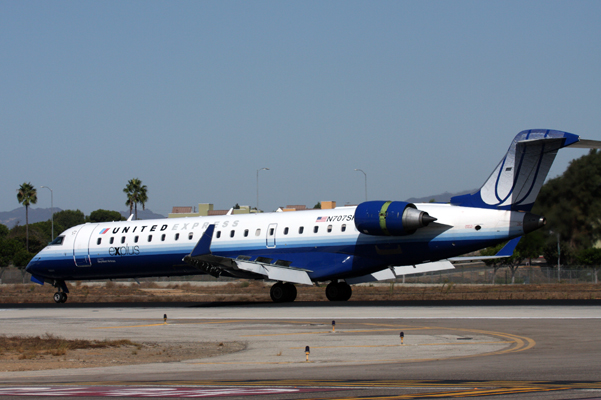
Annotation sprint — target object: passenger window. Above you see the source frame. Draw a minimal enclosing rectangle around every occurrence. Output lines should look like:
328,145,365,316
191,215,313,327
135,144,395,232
314,226,319,233
175,233,180,241
110,237,114,244
341,224,346,232
269,228,274,236
97,238,101,245
327,225,332,233
134,236,139,243
161,234,166,241
255,229,261,236
244,229,249,237
121,236,126,244
299,226,304,234
284,227,289,235
216,231,221,238
148,235,152,242
188,232,193,240
230,230,235,238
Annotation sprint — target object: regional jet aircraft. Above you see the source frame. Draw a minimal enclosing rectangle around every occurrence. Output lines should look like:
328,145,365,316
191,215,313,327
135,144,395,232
26,130,601,303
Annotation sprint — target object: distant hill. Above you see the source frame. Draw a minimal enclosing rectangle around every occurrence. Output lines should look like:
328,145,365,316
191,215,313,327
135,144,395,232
0,207,61,229
0,208,165,229
406,189,477,204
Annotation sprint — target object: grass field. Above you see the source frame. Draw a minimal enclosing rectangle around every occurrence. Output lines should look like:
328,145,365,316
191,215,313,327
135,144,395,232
1,280,600,303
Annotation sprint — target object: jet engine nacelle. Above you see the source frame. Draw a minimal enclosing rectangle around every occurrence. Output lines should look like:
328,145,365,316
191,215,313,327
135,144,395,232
354,201,437,236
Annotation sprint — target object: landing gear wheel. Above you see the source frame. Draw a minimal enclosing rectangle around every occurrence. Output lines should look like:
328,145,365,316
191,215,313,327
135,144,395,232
325,281,352,301
283,282,297,302
53,292,68,303
53,292,62,303
270,282,297,303
270,282,287,303
340,282,352,301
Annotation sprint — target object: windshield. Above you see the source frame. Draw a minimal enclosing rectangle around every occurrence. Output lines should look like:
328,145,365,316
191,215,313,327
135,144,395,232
48,236,64,246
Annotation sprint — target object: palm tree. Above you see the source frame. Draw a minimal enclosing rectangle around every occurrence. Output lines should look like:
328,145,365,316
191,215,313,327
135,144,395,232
123,178,148,220
17,182,37,252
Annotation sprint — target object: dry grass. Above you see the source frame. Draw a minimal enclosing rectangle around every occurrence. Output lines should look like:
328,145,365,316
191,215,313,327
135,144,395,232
0,334,140,360
1,280,600,303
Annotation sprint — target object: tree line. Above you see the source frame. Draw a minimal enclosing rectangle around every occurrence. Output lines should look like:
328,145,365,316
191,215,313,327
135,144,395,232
482,149,601,283
3,178,148,269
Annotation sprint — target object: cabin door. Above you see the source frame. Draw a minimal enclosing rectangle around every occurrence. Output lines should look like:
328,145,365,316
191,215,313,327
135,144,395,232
73,224,98,267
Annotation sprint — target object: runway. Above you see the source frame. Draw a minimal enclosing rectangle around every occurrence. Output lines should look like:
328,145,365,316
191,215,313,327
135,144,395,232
1,302,600,399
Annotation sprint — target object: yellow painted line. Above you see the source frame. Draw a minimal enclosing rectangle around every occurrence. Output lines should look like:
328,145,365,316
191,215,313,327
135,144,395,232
191,361,311,365
288,341,512,350
242,328,407,337
90,319,245,329
53,380,601,391
91,323,169,329
172,319,246,325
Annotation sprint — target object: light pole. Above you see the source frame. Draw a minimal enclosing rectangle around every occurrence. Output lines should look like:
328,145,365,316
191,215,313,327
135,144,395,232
256,168,269,212
550,230,561,282
40,186,54,240
557,233,561,282
354,169,367,201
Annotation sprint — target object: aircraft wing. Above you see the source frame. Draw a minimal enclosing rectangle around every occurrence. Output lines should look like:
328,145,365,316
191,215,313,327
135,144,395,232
183,225,313,285
346,260,455,284
345,237,523,284
449,237,521,262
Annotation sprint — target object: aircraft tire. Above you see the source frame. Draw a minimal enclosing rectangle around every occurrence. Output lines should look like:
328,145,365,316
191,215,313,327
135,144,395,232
340,282,352,301
283,283,297,302
60,293,68,303
326,281,352,301
53,292,62,303
270,282,287,303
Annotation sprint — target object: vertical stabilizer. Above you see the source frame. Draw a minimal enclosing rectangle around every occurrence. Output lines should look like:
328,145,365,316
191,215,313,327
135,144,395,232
451,129,580,211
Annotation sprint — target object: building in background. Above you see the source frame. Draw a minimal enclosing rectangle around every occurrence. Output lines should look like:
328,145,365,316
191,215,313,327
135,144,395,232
169,201,338,218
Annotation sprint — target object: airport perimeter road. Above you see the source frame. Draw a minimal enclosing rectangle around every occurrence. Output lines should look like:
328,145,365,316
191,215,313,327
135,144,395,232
1,302,600,399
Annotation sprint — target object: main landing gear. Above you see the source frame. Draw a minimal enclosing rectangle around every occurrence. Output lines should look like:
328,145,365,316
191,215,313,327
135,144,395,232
326,280,352,301
52,280,69,304
270,282,297,303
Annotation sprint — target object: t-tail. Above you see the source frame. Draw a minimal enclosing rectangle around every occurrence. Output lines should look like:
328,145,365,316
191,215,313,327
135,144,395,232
450,129,601,211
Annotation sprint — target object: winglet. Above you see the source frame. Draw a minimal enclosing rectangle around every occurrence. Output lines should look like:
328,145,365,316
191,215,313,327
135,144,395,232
495,236,521,257
189,224,215,258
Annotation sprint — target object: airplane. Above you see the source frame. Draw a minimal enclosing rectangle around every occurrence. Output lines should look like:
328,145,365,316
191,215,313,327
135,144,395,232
26,129,601,303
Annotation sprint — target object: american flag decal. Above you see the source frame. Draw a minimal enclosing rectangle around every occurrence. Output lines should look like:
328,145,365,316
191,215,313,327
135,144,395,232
316,216,328,222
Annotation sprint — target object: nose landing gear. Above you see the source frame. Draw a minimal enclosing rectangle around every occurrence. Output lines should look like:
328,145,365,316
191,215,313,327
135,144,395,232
52,280,69,304
53,292,68,303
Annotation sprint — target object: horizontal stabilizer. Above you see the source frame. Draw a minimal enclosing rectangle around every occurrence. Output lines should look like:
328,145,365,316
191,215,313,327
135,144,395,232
567,139,601,149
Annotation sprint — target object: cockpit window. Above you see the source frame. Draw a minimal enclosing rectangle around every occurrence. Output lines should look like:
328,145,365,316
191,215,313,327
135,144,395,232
49,236,64,245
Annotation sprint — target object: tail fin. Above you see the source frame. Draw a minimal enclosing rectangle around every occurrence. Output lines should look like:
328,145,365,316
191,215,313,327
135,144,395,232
451,129,601,211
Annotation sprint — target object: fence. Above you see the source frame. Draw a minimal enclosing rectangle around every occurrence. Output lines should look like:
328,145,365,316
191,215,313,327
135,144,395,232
401,265,600,285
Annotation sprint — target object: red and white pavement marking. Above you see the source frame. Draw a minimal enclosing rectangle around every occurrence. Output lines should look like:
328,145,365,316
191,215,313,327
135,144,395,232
0,386,334,398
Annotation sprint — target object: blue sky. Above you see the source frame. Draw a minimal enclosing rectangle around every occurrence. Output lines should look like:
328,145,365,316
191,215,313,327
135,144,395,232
2,1,600,216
